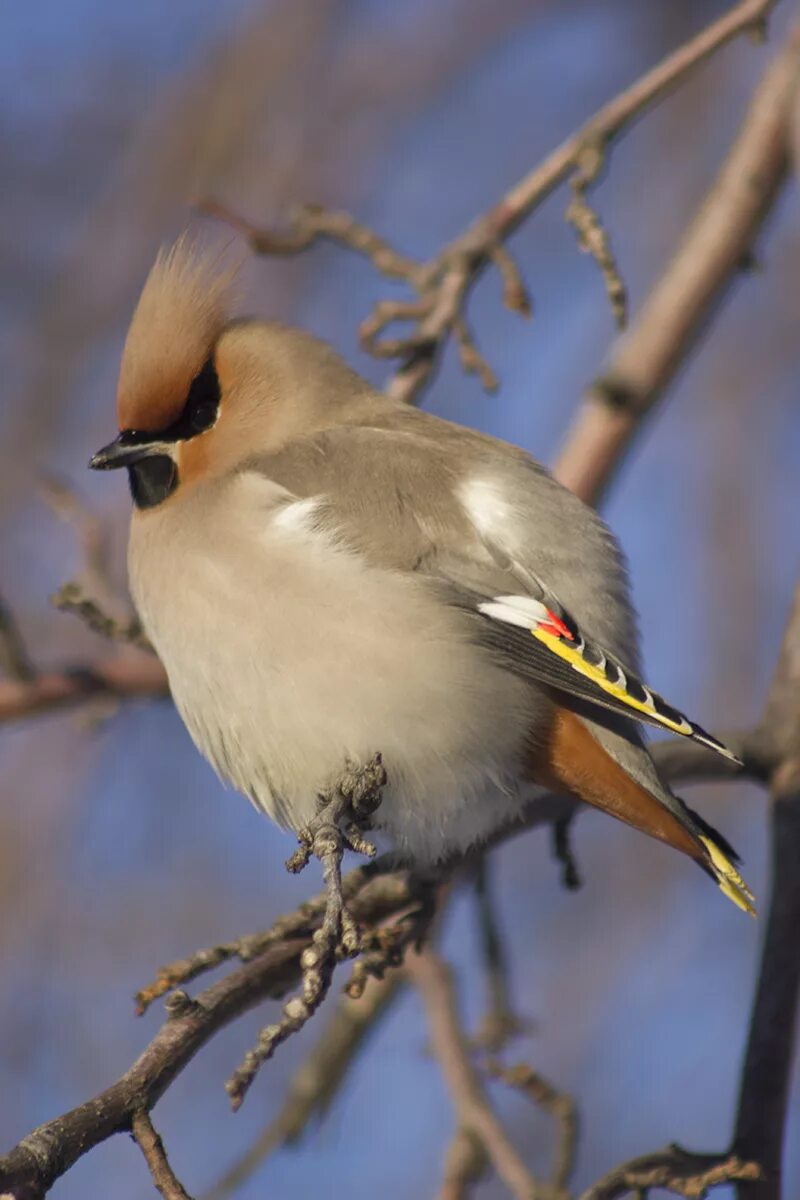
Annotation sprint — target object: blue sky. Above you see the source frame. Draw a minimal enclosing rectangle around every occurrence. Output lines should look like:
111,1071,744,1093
2,3,798,1198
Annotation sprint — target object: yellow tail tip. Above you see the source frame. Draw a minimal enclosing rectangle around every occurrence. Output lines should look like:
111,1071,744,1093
699,835,757,917
718,876,757,917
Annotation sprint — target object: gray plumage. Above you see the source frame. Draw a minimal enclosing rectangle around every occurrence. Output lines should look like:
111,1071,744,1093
126,322,667,860
92,244,751,912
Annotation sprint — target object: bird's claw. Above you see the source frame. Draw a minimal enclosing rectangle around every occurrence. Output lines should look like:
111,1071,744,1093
285,753,387,957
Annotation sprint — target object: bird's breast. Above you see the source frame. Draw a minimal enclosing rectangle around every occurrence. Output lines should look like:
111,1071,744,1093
126,473,544,858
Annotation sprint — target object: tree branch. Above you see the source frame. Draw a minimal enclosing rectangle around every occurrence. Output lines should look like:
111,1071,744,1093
3,8,789,735
0,607,793,1199
0,593,36,683
437,1127,489,1200
554,18,800,507
579,582,800,1199
2,9,796,1198
733,586,800,1199
203,970,405,1200
406,947,551,1200
472,859,529,1052
204,0,777,405
0,654,168,724
131,1110,194,1200
580,1144,761,1200
0,868,417,1200
485,1060,578,1194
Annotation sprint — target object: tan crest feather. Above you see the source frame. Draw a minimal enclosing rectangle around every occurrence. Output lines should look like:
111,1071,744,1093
117,235,238,432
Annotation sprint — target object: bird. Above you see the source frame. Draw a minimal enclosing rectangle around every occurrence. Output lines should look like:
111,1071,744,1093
90,236,754,915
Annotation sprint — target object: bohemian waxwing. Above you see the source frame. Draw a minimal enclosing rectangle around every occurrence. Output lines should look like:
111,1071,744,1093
90,237,754,914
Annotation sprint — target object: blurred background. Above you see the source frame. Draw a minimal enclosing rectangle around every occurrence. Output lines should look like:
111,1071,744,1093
2,1,799,1196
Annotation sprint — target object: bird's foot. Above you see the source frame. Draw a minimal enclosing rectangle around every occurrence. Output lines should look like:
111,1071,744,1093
227,756,388,1110
286,753,387,956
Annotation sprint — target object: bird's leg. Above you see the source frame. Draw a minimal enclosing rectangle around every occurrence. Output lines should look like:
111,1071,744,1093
227,756,389,1110
286,753,387,955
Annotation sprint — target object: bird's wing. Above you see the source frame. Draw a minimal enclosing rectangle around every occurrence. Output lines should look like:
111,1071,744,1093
454,587,740,763
251,419,752,913
252,418,738,765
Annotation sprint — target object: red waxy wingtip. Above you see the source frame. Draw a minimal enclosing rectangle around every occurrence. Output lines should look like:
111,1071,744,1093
540,609,573,640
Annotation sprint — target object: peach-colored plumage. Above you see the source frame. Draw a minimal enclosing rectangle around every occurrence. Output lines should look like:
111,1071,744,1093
116,237,236,433
89,234,754,915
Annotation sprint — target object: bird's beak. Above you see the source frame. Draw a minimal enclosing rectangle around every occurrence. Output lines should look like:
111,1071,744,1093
89,431,169,471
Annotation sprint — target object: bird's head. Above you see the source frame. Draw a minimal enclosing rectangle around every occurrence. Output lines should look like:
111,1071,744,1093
90,235,370,509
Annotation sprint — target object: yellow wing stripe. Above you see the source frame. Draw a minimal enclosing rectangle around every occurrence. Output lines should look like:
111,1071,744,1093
531,627,693,736
529,626,756,915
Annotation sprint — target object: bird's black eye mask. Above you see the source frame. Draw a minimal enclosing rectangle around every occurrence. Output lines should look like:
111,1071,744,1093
160,356,222,443
90,357,222,510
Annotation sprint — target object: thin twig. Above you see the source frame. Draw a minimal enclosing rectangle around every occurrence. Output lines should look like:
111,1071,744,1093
0,593,36,682
0,655,169,724
205,0,777,405
485,1061,578,1193
580,584,800,1200
551,815,582,891
52,581,150,648
554,19,799,506
0,605,792,1200
565,139,627,328
579,1144,761,1200
0,868,417,1200
40,476,108,589
437,1128,489,1200
131,1110,195,1200
732,586,800,1200
473,859,528,1052
407,947,549,1200
203,970,404,1200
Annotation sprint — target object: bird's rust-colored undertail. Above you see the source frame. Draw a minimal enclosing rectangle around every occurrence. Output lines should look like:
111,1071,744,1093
530,705,703,865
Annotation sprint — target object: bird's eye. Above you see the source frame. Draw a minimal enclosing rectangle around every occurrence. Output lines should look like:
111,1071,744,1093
184,357,221,435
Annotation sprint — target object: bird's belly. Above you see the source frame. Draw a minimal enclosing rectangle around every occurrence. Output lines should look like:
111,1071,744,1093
129,510,542,861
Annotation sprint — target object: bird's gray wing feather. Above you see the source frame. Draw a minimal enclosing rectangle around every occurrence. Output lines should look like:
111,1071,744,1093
248,416,736,781
249,412,637,656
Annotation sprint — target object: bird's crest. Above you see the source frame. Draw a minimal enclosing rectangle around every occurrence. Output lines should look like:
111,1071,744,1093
117,236,238,433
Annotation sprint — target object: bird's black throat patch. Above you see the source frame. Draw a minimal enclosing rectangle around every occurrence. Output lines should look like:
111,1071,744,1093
128,455,178,510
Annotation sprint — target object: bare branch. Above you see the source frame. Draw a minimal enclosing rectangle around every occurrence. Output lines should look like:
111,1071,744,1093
40,476,108,589
472,860,529,1052
223,756,389,1111
0,655,169,725
580,582,800,1200
733,586,800,1199
407,947,552,1200
437,1128,489,1200
554,20,800,506
131,1110,194,1200
565,139,627,328
197,198,421,280
204,970,404,1200
485,1060,578,1193
1,10,795,1198
0,868,417,1200
0,593,36,682
51,582,150,649
580,1144,761,1200
0,603,794,1200
206,0,777,405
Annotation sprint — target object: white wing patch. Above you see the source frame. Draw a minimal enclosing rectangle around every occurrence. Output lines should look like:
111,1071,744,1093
271,496,321,534
478,595,549,629
458,478,517,543
478,590,742,766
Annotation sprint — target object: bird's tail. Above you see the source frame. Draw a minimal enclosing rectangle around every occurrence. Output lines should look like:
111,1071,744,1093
530,706,756,915
682,803,755,915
